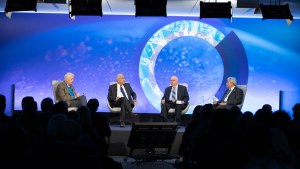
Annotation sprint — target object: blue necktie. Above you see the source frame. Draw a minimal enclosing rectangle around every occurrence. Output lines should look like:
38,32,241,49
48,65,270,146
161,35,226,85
67,86,75,99
120,86,128,100
171,88,176,101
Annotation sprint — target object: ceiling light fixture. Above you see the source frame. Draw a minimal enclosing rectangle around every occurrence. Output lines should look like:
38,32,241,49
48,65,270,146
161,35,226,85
4,0,38,19
68,0,102,20
200,1,232,20
135,0,167,17
260,1,293,25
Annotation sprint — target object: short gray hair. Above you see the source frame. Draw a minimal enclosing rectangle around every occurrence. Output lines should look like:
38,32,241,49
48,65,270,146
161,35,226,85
171,76,178,81
64,72,74,80
116,73,124,81
227,77,237,85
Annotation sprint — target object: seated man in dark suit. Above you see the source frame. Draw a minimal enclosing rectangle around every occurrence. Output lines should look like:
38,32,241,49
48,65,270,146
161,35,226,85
107,74,137,127
56,72,87,108
213,77,244,110
161,76,189,122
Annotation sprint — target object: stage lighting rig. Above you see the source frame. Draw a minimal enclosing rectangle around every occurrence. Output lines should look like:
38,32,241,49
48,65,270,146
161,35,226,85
4,0,38,19
200,1,232,20
68,0,102,20
260,2,293,25
135,0,167,17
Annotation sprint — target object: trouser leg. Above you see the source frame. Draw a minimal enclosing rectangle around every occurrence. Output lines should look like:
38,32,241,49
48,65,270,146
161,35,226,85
78,95,87,106
123,98,133,114
120,103,126,122
161,103,173,122
161,104,168,119
175,104,183,121
113,98,126,122
70,95,87,107
175,104,187,121
70,100,81,107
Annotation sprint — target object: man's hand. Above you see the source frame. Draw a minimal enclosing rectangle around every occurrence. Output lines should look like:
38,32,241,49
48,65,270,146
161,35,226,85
115,97,120,101
75,93,81,98
213,101,218,105
176,100,184,104
219,102,227,106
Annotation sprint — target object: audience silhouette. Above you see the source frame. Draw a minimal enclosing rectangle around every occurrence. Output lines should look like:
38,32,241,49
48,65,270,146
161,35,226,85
2,94,300,169
0,94,11,124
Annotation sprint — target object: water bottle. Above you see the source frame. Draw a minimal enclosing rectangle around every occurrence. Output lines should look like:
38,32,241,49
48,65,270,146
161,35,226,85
213,96,219,104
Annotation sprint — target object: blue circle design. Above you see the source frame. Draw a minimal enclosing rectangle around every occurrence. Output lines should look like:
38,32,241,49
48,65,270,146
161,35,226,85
139,20,248,113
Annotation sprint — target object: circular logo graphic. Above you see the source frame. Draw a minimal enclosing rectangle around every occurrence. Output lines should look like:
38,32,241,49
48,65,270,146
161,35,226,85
139,20,248,113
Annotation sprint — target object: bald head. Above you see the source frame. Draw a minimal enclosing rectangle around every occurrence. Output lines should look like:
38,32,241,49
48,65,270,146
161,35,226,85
170,76,178,87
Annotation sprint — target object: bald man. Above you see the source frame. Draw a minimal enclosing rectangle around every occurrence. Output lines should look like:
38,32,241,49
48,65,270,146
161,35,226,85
161,76,189,122
56,72,87,108
108,74,137,127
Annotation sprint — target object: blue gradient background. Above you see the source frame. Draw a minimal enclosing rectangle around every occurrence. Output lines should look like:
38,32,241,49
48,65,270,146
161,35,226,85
0,14,300,115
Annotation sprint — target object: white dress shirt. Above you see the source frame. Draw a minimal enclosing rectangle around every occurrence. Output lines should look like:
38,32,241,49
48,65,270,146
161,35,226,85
224,86,235,102
117,84,129,99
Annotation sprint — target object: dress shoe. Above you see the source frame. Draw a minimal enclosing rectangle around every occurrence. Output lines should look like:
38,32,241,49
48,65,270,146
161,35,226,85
120,121,125,127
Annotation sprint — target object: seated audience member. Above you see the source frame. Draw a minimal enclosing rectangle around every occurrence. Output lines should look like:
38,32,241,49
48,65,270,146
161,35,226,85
160,76,189,122
22,96,34,110
213,77,243,110
0,124,31,168
38,97,54,133
292,103,300,120
51,101,69,114
87,98,111,141
56,72,87,108
262,104,272,113
0,94,11,123
11,96,35,124
20,100,44,137
41,97,54,113
175,105,205,168
291,103,300,163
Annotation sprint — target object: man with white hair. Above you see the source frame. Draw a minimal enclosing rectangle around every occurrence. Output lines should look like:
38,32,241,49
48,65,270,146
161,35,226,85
161,76,189,122
56,72,87,108
107,74,137,127
213,77,244,110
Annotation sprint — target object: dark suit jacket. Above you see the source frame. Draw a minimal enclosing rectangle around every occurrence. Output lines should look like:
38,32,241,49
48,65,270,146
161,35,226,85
220,86,244,106
107,83,136,106
56,81,76,106
162,85,189,105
